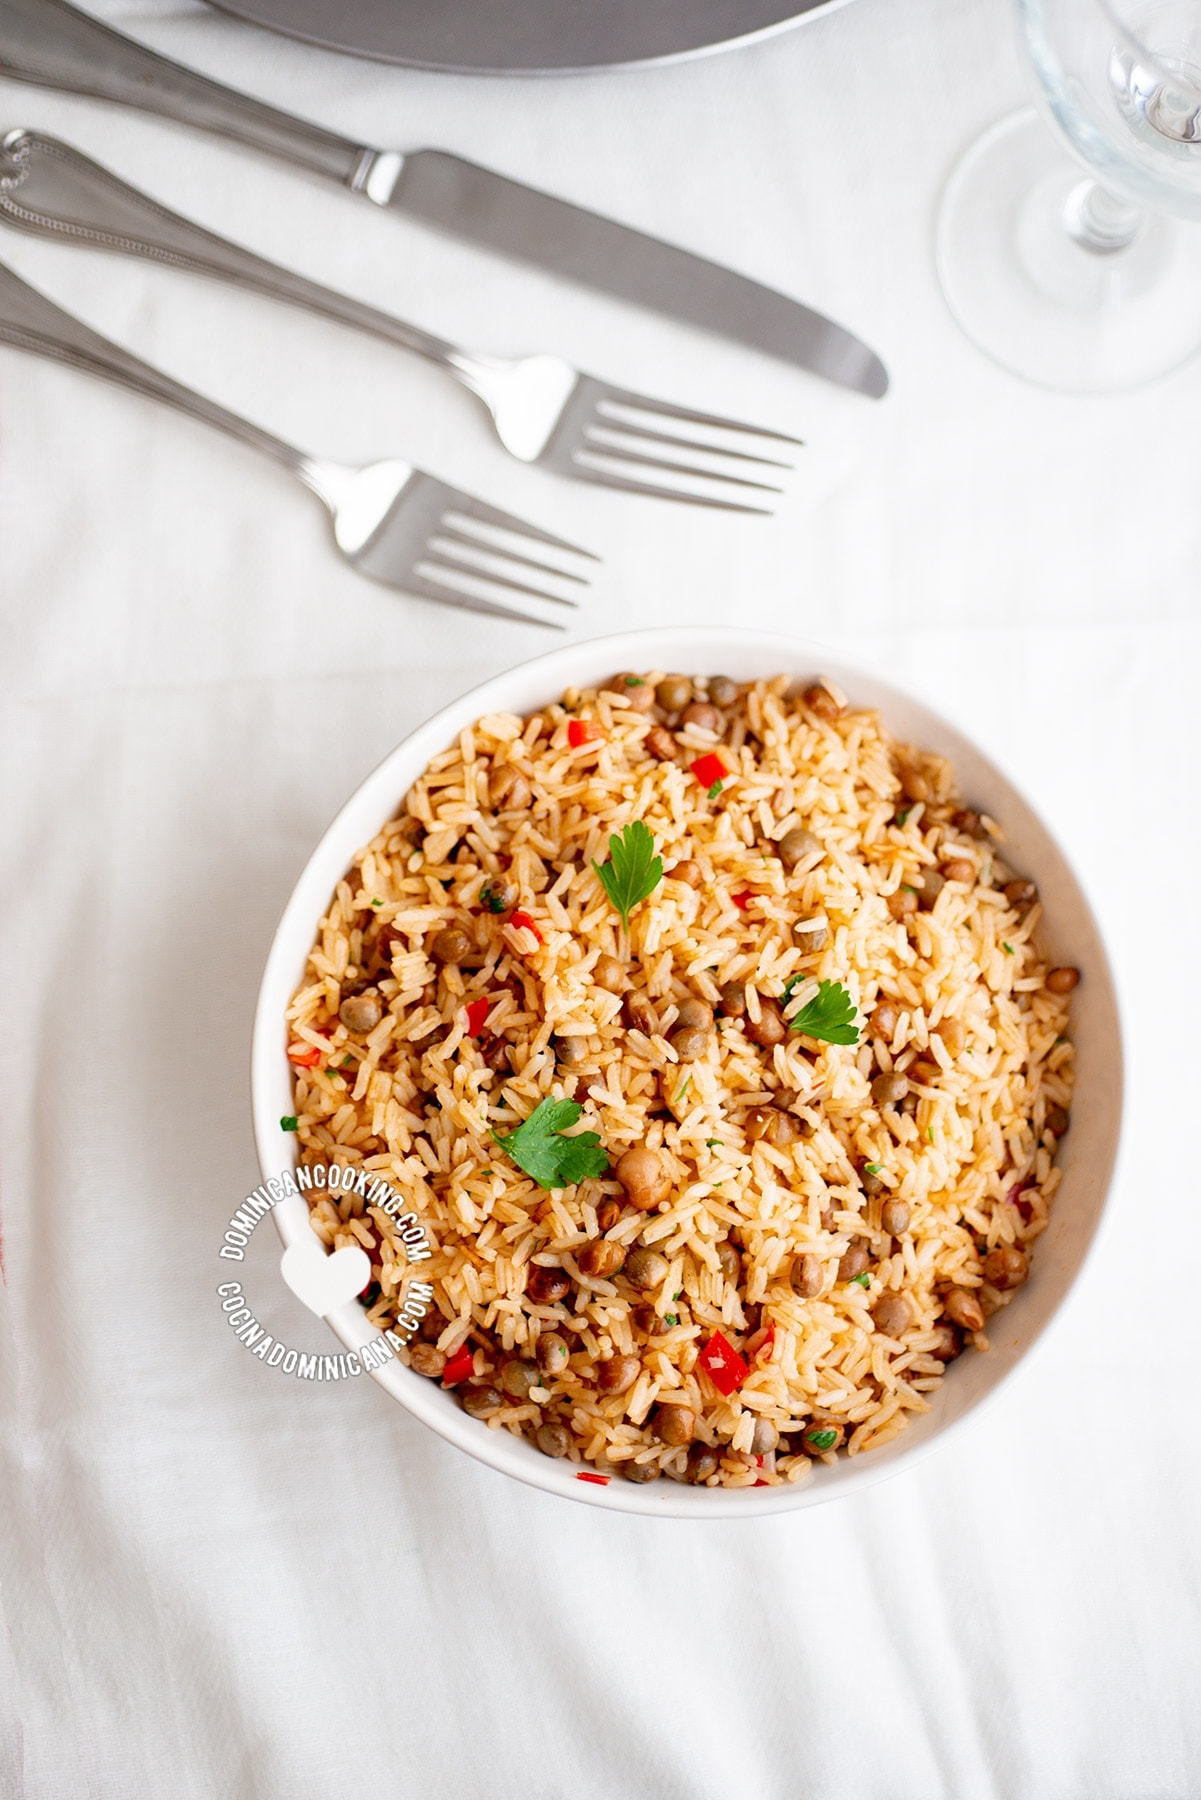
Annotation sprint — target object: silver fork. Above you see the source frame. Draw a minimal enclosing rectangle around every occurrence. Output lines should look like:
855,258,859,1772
0,130,801,514
0,261,594,625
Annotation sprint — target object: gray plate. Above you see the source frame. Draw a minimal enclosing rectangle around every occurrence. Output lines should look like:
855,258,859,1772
202,0,853,75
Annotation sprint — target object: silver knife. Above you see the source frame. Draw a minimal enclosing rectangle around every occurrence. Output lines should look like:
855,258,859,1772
1,0,888,398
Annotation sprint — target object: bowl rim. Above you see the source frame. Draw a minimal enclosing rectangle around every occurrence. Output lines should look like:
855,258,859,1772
250,625,1124,1517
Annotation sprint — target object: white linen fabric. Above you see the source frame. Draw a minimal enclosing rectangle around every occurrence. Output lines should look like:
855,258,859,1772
2,1,1199,1795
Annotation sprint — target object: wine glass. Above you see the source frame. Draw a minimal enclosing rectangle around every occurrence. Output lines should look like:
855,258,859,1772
936,0,1201,390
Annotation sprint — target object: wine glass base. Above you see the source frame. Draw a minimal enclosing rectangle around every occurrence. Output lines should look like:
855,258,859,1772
936,108,1201,392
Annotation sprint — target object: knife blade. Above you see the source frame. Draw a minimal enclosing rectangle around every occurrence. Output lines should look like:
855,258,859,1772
2,0,888,397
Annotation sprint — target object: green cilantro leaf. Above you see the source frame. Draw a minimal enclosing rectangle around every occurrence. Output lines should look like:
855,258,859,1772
340,1055,354,1068
591,820,663,930
479,881,508,914
850,1272,871,1289
370,898,384,908
492,1096,609,1191
664,1314,679,1327
864,1162,883,1175
673,1076,691,1105
781,972,807,1006
706,1138,722,1149
708,779,724,799
926,1126,935,1143
1002,942,1015,956
896,808,912,828
808,1427,838,1451
280,1116,299,1132
789,979,860,1045
624,676,645,687
673,1290,683,1301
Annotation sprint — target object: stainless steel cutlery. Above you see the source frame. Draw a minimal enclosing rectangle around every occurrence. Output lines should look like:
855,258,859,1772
0,0,888,398
0,261,594,625
0,130,800,512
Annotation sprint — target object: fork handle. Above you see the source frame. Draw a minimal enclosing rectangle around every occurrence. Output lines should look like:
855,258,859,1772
0,0,369,187
0,131,463,371
0,259,305,473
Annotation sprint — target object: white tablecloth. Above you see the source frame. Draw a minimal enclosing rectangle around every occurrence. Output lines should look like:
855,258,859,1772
3,2,1199,1794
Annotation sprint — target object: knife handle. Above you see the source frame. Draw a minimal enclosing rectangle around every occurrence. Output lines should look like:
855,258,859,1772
0,0,370,188
0,130,458,368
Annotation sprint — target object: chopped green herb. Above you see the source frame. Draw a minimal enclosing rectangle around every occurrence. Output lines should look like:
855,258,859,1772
479,881,508,914
370,898,384,908
624,676,644,687
673,1290,683,1301
492,1096,609,1191
706,1138,722,1149
673,1076,692,1105
896,808,912,827
864,1162,883,1175
781,972,807,1006
591,820,663,930
340,1055,354,1068
1002,942,1015,956
789,979,860,1045
280,1115,299,1132
808,1427,838,1452
850,1272,871,1289
664,1314,679,1327
708,779,724,799
926,1126,935,1143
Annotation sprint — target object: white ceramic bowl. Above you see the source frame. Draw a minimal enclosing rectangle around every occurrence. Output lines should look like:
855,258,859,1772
251,628,1123,1516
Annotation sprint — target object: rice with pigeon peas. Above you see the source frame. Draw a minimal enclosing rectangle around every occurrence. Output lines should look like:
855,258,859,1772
285,671,1077,1488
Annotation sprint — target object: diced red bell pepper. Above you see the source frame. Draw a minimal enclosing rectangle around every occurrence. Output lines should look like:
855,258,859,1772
698,1329,749,1396
1005,1177,1034,1221
286,1042,321,1067
508,909,544,944
576,1471,610,1486
731,890,753,911
463,998,491,1036
690,752,729,789
440,1343,475,1387
568,718,605,748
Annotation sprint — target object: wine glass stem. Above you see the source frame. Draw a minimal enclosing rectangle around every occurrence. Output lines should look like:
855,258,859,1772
1063,178,1144,253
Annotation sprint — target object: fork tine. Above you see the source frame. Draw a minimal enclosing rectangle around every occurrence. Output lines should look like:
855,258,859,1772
568,462,774,515
445,497,601,560
401,568,569,625
575,444,784,496
594,387,805,447
438,519,591,583
585,416,795,470
420,551,580,608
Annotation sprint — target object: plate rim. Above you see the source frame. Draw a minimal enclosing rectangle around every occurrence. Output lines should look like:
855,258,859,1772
201,0,857,77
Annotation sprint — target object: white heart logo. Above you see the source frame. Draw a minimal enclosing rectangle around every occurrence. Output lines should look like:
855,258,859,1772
280,1239,372,1317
